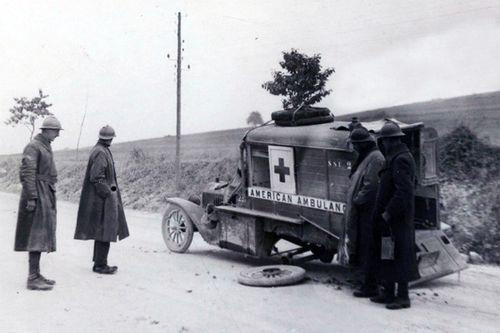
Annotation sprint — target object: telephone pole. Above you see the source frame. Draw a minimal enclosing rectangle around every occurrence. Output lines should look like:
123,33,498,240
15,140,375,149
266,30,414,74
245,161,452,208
175,12,182,194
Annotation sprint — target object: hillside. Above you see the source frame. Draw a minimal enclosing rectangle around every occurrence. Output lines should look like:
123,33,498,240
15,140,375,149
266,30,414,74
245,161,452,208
2,90,498,163
53,127,249,164
337,91,500,145
0,127,248,211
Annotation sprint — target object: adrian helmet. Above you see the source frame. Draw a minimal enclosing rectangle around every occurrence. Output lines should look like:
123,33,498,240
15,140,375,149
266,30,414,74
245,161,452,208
349,126,375,143
99,125,116,140
379,121,405,138
40,116,63,130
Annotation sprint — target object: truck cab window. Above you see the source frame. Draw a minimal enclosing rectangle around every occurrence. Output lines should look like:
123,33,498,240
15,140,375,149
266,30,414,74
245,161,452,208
250,145,270,188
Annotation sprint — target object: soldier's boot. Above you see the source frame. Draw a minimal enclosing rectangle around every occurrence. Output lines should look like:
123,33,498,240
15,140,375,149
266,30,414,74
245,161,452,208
370,282,395,304
27,274,53,291
370,293,394,304
386,297,411,310
93,241,116,274
93,265,118,274
386,282,411,310
353,275,378,298
38,274,56,285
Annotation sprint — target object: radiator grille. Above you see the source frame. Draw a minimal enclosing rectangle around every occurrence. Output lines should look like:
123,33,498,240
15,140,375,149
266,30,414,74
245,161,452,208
202,192,224,207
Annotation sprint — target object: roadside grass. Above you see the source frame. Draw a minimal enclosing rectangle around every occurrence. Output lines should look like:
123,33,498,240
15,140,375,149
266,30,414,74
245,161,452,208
0,127,245,209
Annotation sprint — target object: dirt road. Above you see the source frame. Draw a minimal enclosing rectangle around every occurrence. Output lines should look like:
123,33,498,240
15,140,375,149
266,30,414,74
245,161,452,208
0,192,499,333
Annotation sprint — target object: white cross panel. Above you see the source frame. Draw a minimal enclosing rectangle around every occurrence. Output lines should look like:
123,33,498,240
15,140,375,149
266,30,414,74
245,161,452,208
268,145,296,194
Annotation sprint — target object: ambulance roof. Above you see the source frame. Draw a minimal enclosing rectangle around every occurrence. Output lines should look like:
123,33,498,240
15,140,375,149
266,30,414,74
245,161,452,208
244,118,423,150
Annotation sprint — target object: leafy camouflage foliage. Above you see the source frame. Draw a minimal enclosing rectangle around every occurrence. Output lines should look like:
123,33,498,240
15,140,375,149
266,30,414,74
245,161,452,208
262,49,334,109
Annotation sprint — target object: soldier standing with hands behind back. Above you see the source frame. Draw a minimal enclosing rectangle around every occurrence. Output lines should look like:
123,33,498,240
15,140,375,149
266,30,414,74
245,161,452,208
14,116,62,290
370,121,420,310
74,125,129,274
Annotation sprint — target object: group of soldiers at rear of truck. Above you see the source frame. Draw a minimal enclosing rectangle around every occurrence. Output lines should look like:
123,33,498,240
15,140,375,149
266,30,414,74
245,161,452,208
344,121,419,310
14,116,129,291
12,115,417,310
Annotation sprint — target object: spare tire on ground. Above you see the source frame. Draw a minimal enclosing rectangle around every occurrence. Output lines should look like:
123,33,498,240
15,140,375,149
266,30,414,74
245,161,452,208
237,265,306,287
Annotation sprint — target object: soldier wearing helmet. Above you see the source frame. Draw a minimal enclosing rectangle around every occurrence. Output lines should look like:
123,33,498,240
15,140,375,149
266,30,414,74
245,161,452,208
340,126,385,298
14,116,63,290
369,121,420,310
74,125,129,274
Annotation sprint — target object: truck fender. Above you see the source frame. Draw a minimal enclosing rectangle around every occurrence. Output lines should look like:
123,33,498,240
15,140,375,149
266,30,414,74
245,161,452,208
165,197,205,231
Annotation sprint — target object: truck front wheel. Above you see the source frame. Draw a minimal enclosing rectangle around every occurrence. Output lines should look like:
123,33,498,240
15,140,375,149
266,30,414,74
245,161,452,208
161,204,194,253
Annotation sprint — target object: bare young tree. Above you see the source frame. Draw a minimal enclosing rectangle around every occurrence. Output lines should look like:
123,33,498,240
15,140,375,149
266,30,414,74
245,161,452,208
5,89,53,140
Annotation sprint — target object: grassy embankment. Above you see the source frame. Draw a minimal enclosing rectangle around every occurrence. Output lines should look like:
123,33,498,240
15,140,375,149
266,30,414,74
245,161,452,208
438,127,500,263
0,128,245,211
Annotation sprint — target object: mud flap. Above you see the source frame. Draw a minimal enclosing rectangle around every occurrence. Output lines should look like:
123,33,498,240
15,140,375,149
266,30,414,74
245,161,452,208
411,229,468,285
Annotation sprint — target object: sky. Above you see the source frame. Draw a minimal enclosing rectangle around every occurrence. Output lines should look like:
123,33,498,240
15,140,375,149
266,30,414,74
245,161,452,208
0,0,499,154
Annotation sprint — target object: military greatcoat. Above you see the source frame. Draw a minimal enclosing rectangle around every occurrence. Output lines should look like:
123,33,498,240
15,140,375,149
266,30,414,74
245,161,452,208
14,134,58,252
343,147,385,265
74,141,129,242
372,142,420,283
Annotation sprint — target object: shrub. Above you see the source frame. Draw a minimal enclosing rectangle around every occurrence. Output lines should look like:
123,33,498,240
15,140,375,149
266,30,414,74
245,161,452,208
469,193,500,263
439,125,500,262
439,125,500,181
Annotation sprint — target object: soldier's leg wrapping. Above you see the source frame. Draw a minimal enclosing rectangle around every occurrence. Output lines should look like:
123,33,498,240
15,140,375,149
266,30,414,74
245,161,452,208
397,281,409,299
29,251,41,276
384,281,395,297
360,225,378,290
93,241,110,266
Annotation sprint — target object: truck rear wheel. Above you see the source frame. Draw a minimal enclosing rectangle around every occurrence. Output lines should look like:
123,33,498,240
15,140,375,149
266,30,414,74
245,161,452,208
162,204,194,253
310,245,335,263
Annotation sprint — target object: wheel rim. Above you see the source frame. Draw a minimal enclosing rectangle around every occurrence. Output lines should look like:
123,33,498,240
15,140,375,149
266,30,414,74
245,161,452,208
237,265,306,287
250,267,293,279
166,209,188,247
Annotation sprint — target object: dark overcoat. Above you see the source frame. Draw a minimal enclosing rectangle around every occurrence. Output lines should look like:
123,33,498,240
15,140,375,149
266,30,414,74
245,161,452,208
74,142,129,242
14,134,58,252
341,148,384,265
372,142,420,283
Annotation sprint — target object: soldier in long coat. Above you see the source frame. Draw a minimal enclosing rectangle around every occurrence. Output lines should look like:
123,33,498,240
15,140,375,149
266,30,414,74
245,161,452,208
342,127,385,298
74,125,129,274
14,116,62,290
370,121,420,310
